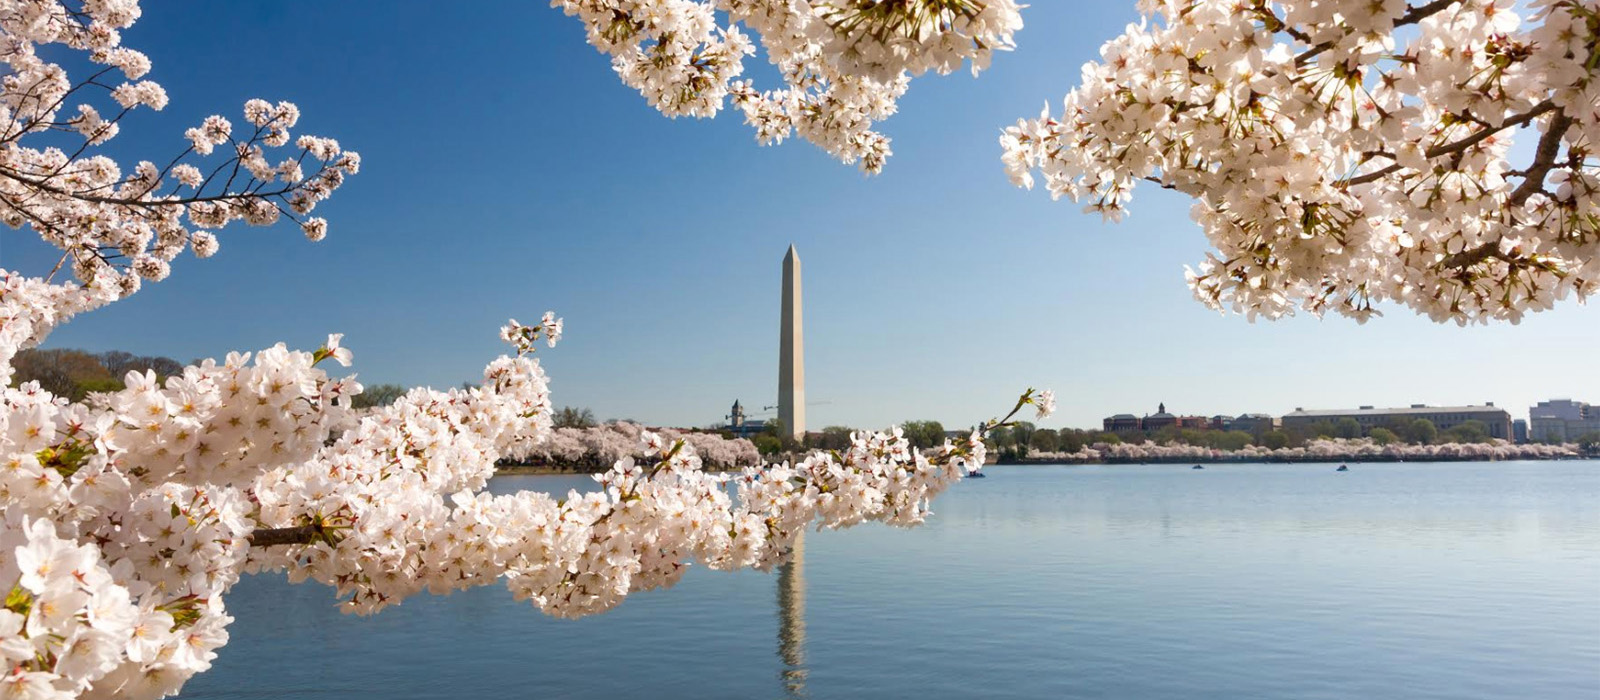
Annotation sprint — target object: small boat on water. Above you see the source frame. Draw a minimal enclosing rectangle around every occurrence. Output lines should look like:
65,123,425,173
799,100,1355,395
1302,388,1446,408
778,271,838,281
1191,464,1204,470
1336,464,1349,472
965,471,988,479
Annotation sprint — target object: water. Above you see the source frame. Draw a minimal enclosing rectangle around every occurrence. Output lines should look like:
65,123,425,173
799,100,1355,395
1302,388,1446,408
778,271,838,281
178,461,1600,699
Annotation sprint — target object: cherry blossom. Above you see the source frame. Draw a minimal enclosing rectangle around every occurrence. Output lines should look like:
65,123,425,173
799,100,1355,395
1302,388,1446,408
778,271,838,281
1031,437,1581,463
556,1,1595,323
1001,0,1600,324
0,319,999,696
524,423,762,471
551,0,1023,172
2,6,1030,696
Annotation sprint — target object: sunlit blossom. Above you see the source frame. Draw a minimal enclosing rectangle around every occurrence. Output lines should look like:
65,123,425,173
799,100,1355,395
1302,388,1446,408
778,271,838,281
1001,0,1600,324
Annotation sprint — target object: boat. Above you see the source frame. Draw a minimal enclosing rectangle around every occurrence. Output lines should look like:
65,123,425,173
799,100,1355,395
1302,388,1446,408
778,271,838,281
1191,464,1204,470
965,471,988,479
1336,464,1349,472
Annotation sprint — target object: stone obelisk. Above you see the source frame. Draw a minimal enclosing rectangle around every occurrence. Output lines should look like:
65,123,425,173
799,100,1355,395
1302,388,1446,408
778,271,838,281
779,245,805,441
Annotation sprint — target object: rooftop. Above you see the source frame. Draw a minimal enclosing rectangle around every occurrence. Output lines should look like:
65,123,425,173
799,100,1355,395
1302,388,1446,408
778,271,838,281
1285,405,1507,418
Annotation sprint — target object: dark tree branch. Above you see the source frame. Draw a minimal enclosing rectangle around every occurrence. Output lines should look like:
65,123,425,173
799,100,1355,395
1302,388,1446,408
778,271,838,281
1398,0,1462,26
1295,0,1462,66
1509,112,1574,206
1439,242,1507,269
247,525,319,547
1338,100,1557,187
0,164,305,207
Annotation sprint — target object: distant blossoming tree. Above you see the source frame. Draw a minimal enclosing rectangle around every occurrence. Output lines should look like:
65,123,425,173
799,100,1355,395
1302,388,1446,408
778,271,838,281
527,421,762,470
1066,437,1580,462
563,0,1597,324
0,2,1049,698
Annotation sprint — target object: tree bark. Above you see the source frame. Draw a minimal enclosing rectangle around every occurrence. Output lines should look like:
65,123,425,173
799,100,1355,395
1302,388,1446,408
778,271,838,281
248,525,320,547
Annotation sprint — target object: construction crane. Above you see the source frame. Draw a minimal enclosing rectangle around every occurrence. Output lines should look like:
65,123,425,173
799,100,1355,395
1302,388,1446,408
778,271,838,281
762,400,832,412
723,400,833,431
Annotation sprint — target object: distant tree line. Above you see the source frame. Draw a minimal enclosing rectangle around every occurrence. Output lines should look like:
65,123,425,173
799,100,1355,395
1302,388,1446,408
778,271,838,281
1579,432,1600,454
1286,417,1495,446
9,348,185,400
5,349,490,413
553,406,598,429
735,419,957,458
976,416,1527,462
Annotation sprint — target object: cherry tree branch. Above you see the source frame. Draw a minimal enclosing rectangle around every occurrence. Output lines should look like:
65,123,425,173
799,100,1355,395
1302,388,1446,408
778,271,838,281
1509,112,1574,206
1294,0,1462,66
0,164,307,207
247,525,320,547
1338,100,1557,187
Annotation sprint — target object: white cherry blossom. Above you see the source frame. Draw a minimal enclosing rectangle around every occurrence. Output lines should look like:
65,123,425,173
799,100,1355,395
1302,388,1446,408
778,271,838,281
0,3,1049,696
551,0,1023,172
1046,437,1585,463
1001,0,1600,324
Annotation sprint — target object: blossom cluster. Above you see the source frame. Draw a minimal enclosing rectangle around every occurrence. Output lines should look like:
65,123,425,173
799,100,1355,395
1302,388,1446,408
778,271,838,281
0,3,1012,696
500,313,563,354
3,311,997,698
529,421,761,470
1,0,360,350
1002,0,1600,324
550,0,1022,172
0,5,1001,686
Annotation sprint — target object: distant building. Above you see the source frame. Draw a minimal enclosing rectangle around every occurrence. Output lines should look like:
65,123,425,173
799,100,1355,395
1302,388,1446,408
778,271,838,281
1232,414,1280,435
1282,404,1512,440
1104,405,1241,434
1513,419,1529,443
1529,399,1600,442
1531,399,1587,421
1142,403,1177,432
723,400,765,439
1103,414,1141,433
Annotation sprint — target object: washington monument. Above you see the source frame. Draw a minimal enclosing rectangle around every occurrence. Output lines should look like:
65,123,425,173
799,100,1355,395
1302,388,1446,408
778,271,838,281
779,245,805,440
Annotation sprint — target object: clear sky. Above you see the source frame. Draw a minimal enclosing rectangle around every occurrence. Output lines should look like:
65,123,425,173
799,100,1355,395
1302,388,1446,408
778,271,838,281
7,2,1598,432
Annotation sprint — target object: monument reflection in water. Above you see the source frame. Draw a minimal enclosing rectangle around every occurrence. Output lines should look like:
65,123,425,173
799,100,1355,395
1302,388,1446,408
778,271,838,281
777,532,807,698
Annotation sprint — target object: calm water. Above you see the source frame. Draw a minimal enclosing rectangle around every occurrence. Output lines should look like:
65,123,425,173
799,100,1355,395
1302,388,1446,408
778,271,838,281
178,461,1600,699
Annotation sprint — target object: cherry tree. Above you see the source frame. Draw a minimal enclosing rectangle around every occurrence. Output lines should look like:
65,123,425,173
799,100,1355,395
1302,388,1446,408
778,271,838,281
551,0,1025,173
559,0,1596,324
1000,0,1599,324
526,423,763,470
17,0,1589,695
0,2,1049,698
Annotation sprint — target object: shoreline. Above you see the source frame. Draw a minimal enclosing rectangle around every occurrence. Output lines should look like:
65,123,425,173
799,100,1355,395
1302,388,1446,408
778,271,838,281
1002,453,1597,466
495,452,1596,475
495,463,745,476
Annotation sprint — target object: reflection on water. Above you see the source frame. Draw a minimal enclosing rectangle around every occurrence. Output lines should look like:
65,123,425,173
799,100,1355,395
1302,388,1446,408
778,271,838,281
176,461,1600,700
777,532,807,698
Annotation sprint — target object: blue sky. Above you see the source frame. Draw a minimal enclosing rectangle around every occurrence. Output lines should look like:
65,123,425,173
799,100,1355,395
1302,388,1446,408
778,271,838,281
7,2,1597,431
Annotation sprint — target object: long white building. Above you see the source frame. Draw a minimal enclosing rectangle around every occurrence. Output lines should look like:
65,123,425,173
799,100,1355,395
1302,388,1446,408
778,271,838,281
1282,404,1513,440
